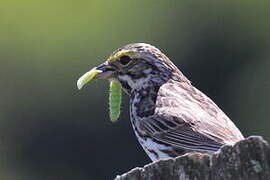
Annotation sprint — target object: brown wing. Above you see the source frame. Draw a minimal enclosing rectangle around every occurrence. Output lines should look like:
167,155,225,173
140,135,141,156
138,81,243,152
138,114,224,152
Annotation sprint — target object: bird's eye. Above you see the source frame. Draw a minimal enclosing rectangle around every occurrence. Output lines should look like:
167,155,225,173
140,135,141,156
119,55,131,65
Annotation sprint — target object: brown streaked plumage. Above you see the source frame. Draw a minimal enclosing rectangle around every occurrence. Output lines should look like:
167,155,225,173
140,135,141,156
78,43,244,161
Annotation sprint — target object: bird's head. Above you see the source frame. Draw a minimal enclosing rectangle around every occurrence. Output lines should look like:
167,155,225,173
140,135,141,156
77,43,188,94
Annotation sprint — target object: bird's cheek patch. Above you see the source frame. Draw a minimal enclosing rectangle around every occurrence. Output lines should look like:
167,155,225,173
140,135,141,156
109,80,122,122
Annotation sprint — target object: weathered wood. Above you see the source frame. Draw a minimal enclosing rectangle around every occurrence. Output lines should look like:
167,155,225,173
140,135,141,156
115,136,270,180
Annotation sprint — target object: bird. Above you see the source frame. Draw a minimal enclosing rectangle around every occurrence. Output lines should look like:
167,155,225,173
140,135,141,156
77,43,244,161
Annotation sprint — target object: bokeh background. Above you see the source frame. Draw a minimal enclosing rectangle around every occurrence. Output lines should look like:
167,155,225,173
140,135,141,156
0,0,269,179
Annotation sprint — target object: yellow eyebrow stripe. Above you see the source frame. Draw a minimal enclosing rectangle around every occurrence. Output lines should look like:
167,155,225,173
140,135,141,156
107,50,140,63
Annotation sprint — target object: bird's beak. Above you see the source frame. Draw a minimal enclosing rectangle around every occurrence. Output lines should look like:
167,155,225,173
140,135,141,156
77,62,115,90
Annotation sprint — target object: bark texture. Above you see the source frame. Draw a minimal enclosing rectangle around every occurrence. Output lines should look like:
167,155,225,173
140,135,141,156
115,136,270,180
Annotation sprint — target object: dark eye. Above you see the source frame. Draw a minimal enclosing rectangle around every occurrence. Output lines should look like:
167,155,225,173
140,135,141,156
119,55,131,65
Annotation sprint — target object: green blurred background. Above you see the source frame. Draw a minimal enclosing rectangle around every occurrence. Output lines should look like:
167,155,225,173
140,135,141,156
0,0,269,179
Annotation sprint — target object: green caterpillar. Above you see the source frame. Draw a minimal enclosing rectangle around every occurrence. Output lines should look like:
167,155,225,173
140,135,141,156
77,67,122,122
109,80,122,122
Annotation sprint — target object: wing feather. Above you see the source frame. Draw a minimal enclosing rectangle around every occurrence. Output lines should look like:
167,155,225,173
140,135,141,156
137,81,243,152
139,115,223,152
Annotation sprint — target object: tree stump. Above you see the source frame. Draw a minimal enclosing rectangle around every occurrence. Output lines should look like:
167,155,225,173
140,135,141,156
115,136,270,180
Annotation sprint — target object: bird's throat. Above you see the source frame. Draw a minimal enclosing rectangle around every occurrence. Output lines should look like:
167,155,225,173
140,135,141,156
130,85,160,119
